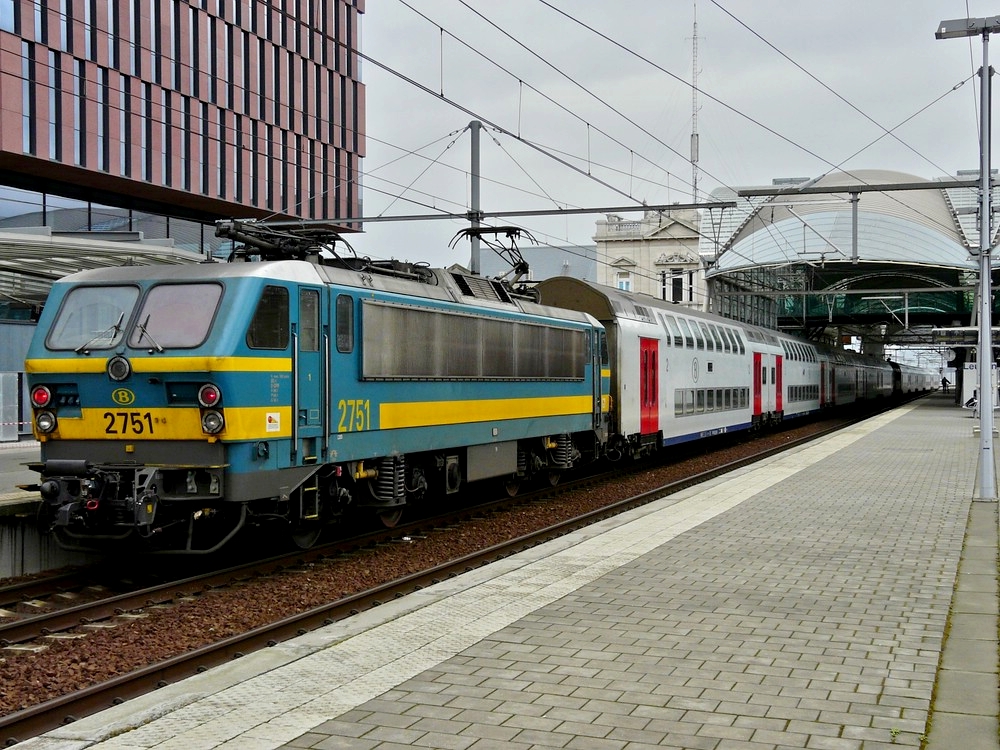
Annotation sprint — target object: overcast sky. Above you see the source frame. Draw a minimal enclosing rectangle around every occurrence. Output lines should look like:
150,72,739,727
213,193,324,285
344,1,996,269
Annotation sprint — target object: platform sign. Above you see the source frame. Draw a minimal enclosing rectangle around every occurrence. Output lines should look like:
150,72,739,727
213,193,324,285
932,327,1000,345
962,362,999,411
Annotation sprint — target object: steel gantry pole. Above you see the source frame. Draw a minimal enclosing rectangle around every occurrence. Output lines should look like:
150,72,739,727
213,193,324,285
937,16,1000,499
469,120,482,276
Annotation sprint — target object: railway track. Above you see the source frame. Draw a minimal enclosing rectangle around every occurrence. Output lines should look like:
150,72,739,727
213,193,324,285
0,408,889,745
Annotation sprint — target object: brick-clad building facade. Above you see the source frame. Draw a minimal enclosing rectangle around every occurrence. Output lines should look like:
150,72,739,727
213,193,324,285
0,0,365,224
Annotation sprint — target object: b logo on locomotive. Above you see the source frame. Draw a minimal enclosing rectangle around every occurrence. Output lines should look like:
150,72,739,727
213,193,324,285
111,388,136,405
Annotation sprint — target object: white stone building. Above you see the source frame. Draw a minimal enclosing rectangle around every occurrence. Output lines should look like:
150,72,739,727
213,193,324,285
594,207,705,309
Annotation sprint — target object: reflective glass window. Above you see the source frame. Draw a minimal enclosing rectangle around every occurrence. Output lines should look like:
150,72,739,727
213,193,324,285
247,285,289,349
47,284,139,350
128,283,222,349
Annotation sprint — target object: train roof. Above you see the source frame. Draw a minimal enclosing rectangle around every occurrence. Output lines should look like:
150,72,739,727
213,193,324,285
53,259,329,285
49,259,599,328
534,277,767,335
532,277,898,366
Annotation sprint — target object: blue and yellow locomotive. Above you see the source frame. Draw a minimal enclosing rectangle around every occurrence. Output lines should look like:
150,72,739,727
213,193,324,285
24,225,610,553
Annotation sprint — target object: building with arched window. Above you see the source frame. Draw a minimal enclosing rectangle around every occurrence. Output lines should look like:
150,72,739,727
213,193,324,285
594,207,704,309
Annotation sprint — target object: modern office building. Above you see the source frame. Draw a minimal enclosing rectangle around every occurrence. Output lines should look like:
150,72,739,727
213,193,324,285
0,0,365,239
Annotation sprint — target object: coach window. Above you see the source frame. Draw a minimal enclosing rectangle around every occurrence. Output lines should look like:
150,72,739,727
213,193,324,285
247,285,289,349
719,326,740,354
733,330,746,355
693,322,705,350
655,313,670,346
335,294,353,353
699,322,713,351
664,314,683,347
727,328,740,354
709,324,726,352
677,317,695,348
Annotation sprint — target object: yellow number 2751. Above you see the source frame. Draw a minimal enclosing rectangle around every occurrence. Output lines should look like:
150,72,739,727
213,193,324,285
337,399,371,432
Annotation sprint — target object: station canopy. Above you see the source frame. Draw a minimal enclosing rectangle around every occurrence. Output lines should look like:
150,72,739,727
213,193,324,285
702,170,999,340
0,227,207,315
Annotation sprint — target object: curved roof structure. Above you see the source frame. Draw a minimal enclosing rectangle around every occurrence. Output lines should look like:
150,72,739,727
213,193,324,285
712,170,978,273
0,228,206,310
697,170,1000,338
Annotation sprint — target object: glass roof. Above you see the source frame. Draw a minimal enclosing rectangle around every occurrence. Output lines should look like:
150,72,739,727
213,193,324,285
705,170,993,274
716,210,974,271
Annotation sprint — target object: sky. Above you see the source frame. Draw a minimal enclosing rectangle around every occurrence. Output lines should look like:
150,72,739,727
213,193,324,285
344,1,997,270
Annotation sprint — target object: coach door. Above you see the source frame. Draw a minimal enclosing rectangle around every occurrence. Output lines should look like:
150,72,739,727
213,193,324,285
753,352,777,418
774,355,783,414
753,352,762,417
640,337,659,435
293,286,327,465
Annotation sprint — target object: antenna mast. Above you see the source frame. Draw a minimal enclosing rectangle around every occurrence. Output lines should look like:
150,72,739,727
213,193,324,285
690,0,700,202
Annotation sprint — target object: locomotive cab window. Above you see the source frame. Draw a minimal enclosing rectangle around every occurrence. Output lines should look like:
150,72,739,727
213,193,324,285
336,295,354,353
47,284,140,350
127,283,222,349
247,285,289,350
299,289,320,352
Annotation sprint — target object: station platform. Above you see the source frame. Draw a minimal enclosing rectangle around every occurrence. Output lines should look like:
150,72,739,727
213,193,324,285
17,394,999,750
0,437,39,516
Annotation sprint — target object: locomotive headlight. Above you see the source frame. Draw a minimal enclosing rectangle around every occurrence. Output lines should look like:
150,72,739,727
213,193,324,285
198,383,222,407
107,355,131,382
35,411,58,433
30,385,52,408
201,410,225,434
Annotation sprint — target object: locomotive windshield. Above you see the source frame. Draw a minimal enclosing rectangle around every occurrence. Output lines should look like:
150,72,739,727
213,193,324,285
46,285,140,351
127,283,223,349
46,282,223,351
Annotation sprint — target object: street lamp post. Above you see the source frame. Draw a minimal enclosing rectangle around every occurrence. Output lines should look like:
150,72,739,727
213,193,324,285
937,16,1000,500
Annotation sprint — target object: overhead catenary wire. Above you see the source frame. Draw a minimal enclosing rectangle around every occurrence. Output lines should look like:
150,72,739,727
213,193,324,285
3,3,984,288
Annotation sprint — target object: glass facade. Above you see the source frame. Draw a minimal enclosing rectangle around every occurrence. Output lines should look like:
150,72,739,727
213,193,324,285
0,0,365,250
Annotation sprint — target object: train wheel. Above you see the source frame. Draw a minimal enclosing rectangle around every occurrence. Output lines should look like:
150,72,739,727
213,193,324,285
504,478,520,497
380,508,404,528
291,524,322,549
547,471,561,487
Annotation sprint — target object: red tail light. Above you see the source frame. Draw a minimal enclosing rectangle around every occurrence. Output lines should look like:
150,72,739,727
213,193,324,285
30,385,52,408
198,383,222,407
